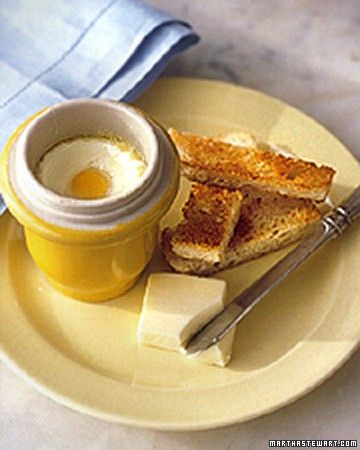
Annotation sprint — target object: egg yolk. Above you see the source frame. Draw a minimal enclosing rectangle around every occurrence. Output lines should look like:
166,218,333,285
70,168,109,199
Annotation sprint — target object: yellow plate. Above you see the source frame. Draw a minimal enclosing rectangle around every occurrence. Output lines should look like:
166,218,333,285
1,78,359,430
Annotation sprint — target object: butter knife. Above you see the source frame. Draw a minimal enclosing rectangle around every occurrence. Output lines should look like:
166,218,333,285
185,186,360,356
0,195,6,215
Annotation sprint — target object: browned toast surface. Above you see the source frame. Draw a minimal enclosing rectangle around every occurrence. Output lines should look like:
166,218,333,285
171,183,242,263
168,128,335,201
225,186,320,265
161,186,320,275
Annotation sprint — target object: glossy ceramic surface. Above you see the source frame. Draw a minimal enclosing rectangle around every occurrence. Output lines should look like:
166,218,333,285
0,101,179,301
0,78,359,429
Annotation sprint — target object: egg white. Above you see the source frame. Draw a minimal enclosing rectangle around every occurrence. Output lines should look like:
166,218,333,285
36,136,146,198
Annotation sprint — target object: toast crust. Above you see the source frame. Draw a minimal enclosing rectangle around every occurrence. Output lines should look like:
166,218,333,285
168,128,335,202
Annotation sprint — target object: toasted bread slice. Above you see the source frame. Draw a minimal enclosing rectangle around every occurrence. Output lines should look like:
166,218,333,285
171,183,243,264
168,128,335,202
162,228,216,274
161,186,321,275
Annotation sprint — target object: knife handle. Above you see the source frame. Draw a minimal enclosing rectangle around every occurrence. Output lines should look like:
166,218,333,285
323,185,360,236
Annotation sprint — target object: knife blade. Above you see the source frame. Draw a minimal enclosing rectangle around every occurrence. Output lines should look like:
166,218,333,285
0,195,6,216
185,186,360,356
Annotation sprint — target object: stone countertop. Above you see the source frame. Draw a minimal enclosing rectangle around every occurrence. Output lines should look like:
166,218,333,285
1,1,360,449
154,0,360,161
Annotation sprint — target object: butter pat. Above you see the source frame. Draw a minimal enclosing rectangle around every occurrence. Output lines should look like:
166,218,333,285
193,328,236,368
137,273,236,367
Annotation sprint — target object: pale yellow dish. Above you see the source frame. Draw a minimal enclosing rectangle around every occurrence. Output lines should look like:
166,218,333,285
0,78,359,430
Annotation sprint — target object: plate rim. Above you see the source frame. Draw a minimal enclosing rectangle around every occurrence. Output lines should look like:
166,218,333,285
1,77,360,430
1,312,359,430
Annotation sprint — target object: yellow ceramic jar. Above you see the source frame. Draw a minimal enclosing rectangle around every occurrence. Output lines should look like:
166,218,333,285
0,100,179,302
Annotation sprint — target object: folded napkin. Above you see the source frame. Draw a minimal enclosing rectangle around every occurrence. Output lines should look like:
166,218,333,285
0,0,199,151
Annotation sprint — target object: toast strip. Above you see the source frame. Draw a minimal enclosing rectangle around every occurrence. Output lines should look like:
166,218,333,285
168,128,335,202
161,186,321,275
171,183,243,264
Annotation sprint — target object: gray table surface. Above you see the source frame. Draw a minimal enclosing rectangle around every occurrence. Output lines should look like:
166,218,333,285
1,1,360,448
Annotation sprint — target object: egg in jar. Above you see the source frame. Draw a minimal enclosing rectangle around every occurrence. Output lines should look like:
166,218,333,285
35,135,147,200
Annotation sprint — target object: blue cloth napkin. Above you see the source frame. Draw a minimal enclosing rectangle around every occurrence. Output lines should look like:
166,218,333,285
0,0,199,151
